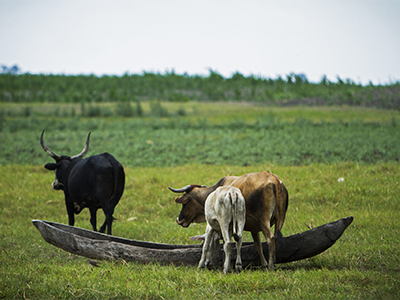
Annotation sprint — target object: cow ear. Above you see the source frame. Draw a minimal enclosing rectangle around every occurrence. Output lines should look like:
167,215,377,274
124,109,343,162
175,196,189,204
44,163,58,170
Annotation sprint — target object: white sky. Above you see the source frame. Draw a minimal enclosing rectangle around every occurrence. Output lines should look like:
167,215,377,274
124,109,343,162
1,0,399,84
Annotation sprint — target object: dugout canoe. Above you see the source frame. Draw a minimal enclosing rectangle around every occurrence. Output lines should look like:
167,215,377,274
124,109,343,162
32,216,353,268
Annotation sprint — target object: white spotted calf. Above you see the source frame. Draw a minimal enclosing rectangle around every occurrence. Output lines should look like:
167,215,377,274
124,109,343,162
198,186,246,273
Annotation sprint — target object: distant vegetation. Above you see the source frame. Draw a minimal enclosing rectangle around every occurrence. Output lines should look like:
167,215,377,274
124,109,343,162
1,103,399,167
1,71,399,109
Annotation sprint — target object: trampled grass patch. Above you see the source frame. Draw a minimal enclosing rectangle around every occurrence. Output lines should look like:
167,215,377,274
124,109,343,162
0,163,399,299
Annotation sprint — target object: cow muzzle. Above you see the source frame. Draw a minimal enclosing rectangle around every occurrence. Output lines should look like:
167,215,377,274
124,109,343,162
176,217,189,228
176,217,187,227
51,180,64,190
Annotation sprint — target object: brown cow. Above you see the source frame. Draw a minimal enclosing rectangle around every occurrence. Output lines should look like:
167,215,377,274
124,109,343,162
169,171,289,269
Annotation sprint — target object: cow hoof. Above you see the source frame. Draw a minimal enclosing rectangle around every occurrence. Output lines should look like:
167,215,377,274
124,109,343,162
235,266,243,272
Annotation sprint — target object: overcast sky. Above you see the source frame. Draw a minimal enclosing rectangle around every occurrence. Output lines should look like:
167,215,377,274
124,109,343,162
1,0,399,84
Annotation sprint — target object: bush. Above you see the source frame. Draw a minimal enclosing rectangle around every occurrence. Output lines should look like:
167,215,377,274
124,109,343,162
167,92,190,102
115,101,134,117
177,107,186,116
85,104,101,117
136,101,143,117
150,100,168,117
23,106,31,117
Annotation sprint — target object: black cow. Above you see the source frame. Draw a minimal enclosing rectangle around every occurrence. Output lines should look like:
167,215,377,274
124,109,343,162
40,130,125,235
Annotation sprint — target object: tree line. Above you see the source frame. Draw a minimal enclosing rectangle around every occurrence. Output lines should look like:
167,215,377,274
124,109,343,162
1,71,399,109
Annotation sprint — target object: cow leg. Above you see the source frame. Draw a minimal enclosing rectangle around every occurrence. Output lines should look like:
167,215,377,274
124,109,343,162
220,224,232,274
235,238,243,272
251,231,268,268
235,208,245,272
99,220,107,234
199,224,214,269
235,235,243,272
65,198,75,226
98,214,108,234
106,217,112,235
260,223,276,270
89,207,98,232
101,207,115,235
256,183,278,269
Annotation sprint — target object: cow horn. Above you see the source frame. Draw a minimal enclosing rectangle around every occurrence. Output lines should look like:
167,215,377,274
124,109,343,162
40,130,61,161
168,185,202,193
71,132,91,159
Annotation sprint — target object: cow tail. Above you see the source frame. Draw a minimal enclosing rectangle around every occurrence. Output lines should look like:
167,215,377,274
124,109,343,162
232,192,240,243
107,153,125,206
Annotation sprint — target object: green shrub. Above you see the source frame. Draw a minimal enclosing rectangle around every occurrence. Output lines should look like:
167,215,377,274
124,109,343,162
136,101,143,117
101,106,114,117
177,107,186,116
150,100,169,117
167,92,190,102
85,104,101,117
115,101,134,117
23,106,31,117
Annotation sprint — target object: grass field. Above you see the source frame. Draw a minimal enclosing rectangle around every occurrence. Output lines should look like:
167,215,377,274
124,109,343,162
0,103,399,299
1,103,399,166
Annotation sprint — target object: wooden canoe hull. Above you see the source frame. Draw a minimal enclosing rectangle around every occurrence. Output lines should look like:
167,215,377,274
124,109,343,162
32,216,353,267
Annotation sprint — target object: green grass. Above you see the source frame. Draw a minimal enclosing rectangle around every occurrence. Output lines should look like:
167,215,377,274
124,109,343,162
0,103,399,299
2,101,399,122
1,103,399,166
0,163,399,299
